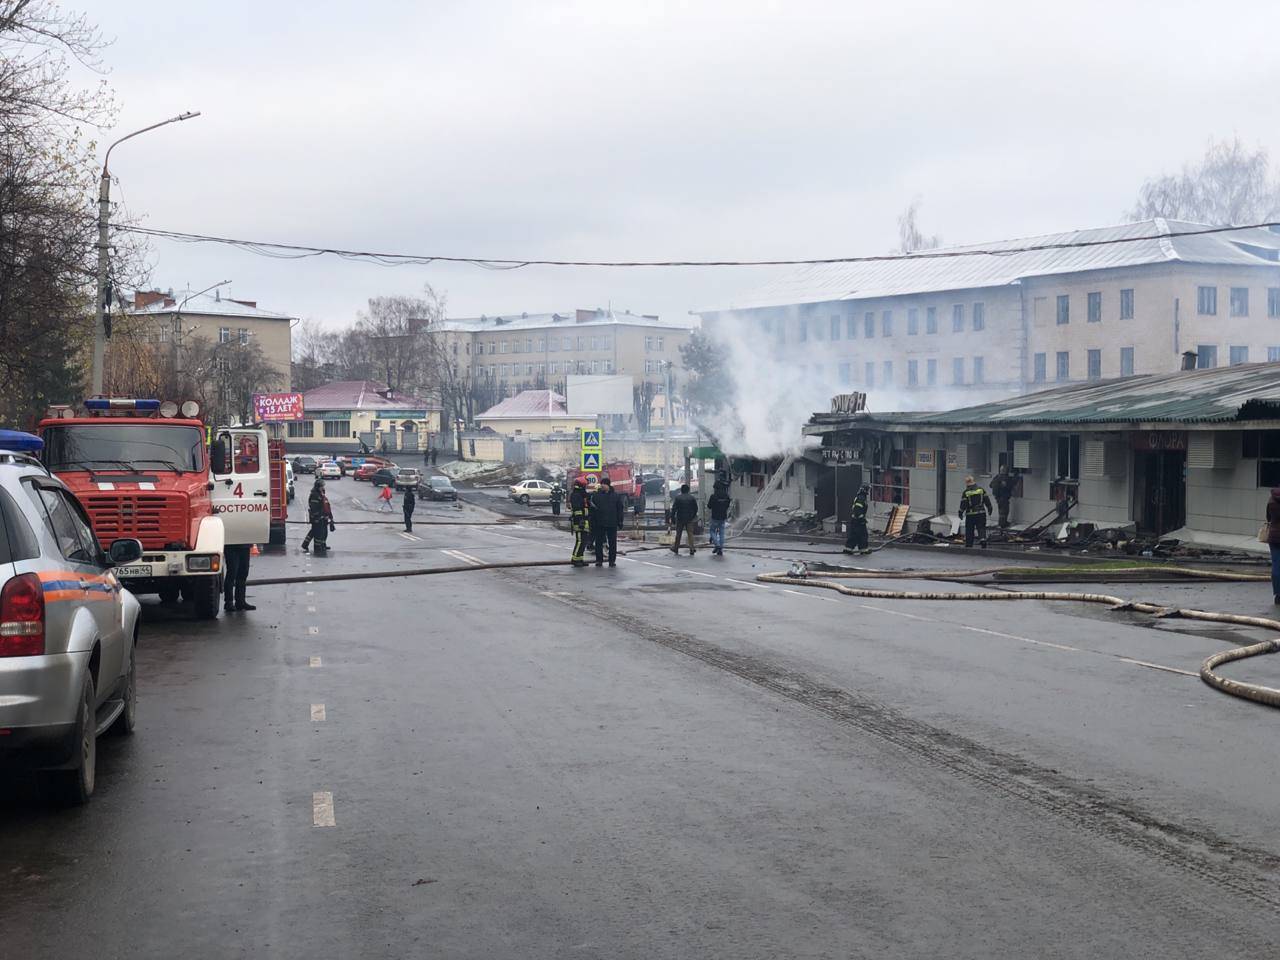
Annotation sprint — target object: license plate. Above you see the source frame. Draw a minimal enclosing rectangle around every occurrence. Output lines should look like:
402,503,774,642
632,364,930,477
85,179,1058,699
115,565,152,579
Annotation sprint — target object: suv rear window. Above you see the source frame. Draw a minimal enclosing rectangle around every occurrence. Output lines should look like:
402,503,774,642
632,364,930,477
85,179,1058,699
0,486,41,563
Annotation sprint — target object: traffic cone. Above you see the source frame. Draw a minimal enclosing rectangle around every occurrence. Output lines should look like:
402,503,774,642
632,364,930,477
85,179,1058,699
251,544,261,556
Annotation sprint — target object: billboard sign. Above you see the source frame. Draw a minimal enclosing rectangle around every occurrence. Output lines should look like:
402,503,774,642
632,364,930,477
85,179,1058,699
252,392,305,422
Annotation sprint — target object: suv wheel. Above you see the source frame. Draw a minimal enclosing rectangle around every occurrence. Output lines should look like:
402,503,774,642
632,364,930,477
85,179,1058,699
44,672,96,805
110,638,138,736
193,575,221,620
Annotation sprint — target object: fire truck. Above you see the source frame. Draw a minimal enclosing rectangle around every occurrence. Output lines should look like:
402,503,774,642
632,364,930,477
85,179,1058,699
563,460,643,505
37,398,276,620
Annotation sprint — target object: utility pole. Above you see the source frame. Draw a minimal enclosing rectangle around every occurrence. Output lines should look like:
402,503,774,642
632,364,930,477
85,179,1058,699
91,111,201,396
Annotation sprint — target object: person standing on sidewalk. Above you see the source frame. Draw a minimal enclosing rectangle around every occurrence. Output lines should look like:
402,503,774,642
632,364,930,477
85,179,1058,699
707,486,731,555
569,476,591,567
670,483,699,556
959,475,994,549
403,485,416,533
378,482,395,512
301,477,334,555
590,476,625,566
1265,487,1280,604
843,484,870,555
223,543,255,612
549,483,563,517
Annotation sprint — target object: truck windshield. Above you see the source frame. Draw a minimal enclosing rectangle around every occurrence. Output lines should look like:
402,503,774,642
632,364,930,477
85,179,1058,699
43,424,206,473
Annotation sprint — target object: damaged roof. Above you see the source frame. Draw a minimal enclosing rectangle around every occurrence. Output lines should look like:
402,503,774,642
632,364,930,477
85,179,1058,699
807,363,1280,431
704,220,1280,312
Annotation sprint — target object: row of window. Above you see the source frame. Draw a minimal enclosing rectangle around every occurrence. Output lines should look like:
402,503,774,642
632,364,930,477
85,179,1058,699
803,356,989,388
481,359,616,379
783,302,989,345
1196,286,1280,318
478,335,617,356
1032,348,1136,382
1054,289,1136,325
286,420,349,438
218,327,251,345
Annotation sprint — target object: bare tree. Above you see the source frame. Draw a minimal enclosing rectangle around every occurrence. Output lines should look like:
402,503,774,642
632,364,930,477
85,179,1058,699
896,198,942,254
1127,136,1280,225
632,380,657,433
355,290,443,391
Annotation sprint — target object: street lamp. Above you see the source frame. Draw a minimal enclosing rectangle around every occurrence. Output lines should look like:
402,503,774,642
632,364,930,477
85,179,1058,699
91,110,202,395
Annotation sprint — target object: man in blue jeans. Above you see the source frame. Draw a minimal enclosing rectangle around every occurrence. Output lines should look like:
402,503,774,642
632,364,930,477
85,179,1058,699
707,486,731,555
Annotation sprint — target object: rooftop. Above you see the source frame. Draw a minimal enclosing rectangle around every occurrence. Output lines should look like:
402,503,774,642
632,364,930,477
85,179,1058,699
302,380,439,412
706,220,1280,312
807,363,1280,432
439,307,698,333
476,389,590,420
130,288,294,321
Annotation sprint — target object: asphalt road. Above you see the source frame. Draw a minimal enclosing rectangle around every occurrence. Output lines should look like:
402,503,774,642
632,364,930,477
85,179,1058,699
2,473,1278,958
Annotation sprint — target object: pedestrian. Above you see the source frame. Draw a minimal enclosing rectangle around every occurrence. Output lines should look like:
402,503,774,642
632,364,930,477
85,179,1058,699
959,475,994,549
431,448,438,466
707,486,731,555
378,483,394,512
632,487,646,527
990,464,1017,529
301,477,334,555
403,484,416,533
222,543,255,613
549,483,563,517
569,476,590,567
1265,487,1280,604
423,447,430,466
843,484,871,555
670,483,699,556
590,476,625,567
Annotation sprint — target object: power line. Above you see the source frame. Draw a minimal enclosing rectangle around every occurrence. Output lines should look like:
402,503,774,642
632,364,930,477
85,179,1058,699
110,220,1280,271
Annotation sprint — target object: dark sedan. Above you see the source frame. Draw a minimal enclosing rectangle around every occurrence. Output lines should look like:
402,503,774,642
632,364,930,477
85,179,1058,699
370,467,398,487
292,455,319,474
418,475,458,501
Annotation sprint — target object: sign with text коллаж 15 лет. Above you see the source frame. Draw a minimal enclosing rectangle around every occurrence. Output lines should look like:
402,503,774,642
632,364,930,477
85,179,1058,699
252,392,305,422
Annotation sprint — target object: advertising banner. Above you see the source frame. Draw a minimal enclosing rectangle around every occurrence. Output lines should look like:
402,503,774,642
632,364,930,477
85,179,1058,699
252,392,305,422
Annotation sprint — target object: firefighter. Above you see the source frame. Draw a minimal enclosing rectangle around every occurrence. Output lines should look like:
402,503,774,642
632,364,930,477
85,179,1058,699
549,483,563,517
569,476,591,567
990,464,1017,529
403,484,416,533
223,543,255,613
959,475,994,548
843,484,871,555
301,478,334,554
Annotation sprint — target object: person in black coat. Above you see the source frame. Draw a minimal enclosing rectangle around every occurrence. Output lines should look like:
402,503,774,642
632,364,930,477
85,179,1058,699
670,483,699,556
590,477,625,567
403,485,416,533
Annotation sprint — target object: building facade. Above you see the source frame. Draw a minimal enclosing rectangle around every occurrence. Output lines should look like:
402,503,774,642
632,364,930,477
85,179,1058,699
698,221,1280,405
289,380,442,454
474,389,598,437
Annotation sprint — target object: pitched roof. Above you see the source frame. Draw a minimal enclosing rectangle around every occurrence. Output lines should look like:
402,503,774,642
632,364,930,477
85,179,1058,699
808,363,1280,431
706,220,1280,312
130,288,294,321
439,307,698,333
302,380,438,411
476,390,588,419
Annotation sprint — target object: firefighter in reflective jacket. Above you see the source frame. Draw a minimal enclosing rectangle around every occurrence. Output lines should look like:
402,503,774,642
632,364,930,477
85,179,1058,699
569,476,591,567
958,475,994,549
843,484,871,555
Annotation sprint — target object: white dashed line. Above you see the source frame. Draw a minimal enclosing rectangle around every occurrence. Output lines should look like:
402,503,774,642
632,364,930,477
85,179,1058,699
306,606,317,613
397,532,420,541
725,577,770,589
682,569,718,579
483,531,523,542
308,626,320,635
305,590,315,597
313,791,336,827
309,656,322,668
957,624,1080,652
1115,656,1198,678
641,561,670,569
783,588,841,603
311,703,326,721
859,604,937,622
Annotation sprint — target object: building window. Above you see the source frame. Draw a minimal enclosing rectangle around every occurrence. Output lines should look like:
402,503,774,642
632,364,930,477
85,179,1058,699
589,337,598,351
972,302,985,331
972,355,984,384
952,304,964,332
1055,435,1081,480
238,328,249,345
830,315,841,340
864,362,875,387
656,337,664,351
219,327,230,344
864,312,874,338
1087,292,1101,323
1087,348,1101,380
1056,295,1070,325
548,338,557,352
1230,345,1249,366
1197,344,1218,368
525,338,533,352
562,337,571,350
576,337,586,351
604,359,614,373
1197,286,1217,315
487,342,496,355
500,341,509,354
952,356,964,385
549,362,558,375
926,306,938,334
1056,351,1070,381
537,338,546,351
838,362,851,385
287,420,315,438
907,359,919,386
588,360,596,374
907,308,919,335
1255,432,1280,487
1120,288,1135,320
882,360,893,385
1033,352,1046,382
798,320,808,343
846,315,856,339
1269,288,1280,319
881,310,893,337
813,319,824,341
322,420,350,439
1270,347,1280,362
1120,346,1134,377
645,336,653,351
1230,287,1249,317
926,358,937,385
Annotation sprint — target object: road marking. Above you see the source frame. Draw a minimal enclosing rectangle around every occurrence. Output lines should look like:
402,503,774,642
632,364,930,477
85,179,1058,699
726,577,769,589
309,656,322,668
305,591,315,597
642,561,670,569
483,531,523,542
311,703,326,721
682,569,718,579
859,604,937,623
441,549,484,566
306,606,317,613
1115,656,1198,678
308,626,319,635
313,791,336,827
957,624,1081,652
784,588,841,603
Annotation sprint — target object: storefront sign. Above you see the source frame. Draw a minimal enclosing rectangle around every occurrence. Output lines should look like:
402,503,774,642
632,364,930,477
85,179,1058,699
946,452,959,470
1131,431,1187,451
252,392,304,422
821,447,857,464
830,392,867,415
915,450,935,468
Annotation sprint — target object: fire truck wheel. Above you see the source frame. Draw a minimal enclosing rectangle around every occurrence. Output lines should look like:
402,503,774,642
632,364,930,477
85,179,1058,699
192,575,221,620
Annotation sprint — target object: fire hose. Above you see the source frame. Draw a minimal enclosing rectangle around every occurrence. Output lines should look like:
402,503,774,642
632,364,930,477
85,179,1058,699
757,565,1280,710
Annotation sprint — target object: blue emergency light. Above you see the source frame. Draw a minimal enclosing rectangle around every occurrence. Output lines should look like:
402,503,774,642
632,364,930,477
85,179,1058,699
84,398,161,413
0,429,44,452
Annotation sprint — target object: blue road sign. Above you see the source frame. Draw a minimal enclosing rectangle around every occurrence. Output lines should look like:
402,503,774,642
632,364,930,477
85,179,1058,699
581,430,602,450
581,451,601,470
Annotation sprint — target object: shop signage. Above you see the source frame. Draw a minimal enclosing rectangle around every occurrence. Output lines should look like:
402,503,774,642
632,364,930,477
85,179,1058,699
251,392,304,422
1130,431,1187,451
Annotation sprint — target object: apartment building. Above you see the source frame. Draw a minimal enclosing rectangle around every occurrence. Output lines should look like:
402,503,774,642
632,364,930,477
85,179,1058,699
431,308,697,399
698,220,1280,405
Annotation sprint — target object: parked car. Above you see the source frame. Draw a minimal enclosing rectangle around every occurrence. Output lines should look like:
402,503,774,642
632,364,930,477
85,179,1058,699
0,432,144,805
508,479,554,505
394,468,421,490
292,455,318,474
317,460,342,480
418,475,458,501
285,461,296,501
354,462,380,482
370,467,398,487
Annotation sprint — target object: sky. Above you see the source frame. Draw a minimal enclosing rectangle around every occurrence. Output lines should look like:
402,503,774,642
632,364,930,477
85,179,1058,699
86,0,1280,332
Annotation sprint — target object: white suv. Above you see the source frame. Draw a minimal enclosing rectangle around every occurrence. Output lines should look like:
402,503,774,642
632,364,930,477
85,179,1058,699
0,433,144,804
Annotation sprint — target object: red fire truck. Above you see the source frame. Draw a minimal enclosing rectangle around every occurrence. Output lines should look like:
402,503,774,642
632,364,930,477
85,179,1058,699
563,460,643,504
37,399,279,620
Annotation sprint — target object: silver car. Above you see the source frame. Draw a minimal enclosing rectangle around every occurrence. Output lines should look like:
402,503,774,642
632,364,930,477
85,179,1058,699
0,438,144,804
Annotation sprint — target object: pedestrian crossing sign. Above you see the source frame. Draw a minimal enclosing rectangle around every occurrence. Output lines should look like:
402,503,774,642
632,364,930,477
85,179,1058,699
581,429,602,451
581,451,601,470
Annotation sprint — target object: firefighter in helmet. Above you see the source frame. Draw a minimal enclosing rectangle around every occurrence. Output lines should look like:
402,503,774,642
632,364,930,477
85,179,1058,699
569,475,591,567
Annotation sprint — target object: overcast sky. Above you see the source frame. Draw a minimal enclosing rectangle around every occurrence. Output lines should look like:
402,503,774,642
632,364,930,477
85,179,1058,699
92,0,1280,330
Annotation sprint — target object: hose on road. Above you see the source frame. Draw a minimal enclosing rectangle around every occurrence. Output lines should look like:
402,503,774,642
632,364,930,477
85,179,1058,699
249,558,569,586
758,567,1280,710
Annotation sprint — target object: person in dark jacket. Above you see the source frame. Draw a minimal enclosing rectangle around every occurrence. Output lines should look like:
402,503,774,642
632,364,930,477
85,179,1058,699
569,477,590,567
403,485,416,533
590,477,625,567
223,543,255,613
1265,487,1280,603
989,465,1017,529
843,484,870,555
670,483,699,556
301,478,334,555
549,483,563,517
707,488,731,555
958,475,994,549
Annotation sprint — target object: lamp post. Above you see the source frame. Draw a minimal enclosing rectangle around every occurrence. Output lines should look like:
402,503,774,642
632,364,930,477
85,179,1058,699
91,111,201,396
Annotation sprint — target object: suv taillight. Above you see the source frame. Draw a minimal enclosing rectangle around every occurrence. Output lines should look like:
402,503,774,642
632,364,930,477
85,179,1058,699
0,573,45,657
